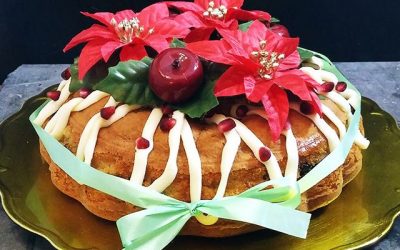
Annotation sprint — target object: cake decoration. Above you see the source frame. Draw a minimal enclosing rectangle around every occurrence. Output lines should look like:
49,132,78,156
30,1,370,249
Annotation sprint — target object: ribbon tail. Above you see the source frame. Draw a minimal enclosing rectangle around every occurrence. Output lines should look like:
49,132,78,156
117,206,191,250
200,197,311,238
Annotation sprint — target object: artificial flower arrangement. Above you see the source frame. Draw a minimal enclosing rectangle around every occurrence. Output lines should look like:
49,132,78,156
30,1,369,249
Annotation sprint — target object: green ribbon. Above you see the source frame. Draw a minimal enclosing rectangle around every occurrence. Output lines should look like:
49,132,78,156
29,51,362,250
30,104,311,250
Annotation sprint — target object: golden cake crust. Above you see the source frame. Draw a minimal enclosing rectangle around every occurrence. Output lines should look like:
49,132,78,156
39,97,364,237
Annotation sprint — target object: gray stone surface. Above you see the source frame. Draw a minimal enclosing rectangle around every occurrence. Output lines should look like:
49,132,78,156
0,63,399,249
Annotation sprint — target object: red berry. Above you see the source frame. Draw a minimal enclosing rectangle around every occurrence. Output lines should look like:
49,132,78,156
160,117,176,132
270,24,290,37
300,101,315,115
320,82,335,92
100,106,115,120
61,68,71,80
47,90,61,101
79,88,91,98
149,48,204,103
259,147,272,162
136,137,150,149
335,82,347,92
161,105,174,115
235,105,249,118
218,118,236,133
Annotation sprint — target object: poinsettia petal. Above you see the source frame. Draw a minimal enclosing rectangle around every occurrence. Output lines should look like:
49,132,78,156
275,36,299,58
138,3,169,28
114,9,137,23
152,19,190,38
63,24,116,52
217,28,248,57
174,11,206,29
279,69,321,90
195,0,223,9
145,35,170,52
81,12,114,28
226,8,271,22
221,0,244,8
246,79,273,102
274,74,311,101
261,85,289,140
186,40,236,64
309,90,323,115
184,27,215,42
78,40,107,79
167,1,204,12
101,41,124,62
120,44,148,61
247,20,270,50
278,50,301,71
214,66,248,97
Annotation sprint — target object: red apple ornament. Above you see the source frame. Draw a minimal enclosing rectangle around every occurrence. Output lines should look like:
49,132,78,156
149,48,204,104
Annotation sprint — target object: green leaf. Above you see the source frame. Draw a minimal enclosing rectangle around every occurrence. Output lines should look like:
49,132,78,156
93,59,162,106
69,58,114,92
170,38,186,48
271,17,280,23
173,79,219,118
297,47,315,62
239,21,253,31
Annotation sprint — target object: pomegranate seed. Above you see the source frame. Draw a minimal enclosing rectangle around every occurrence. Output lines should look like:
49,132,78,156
47,90,61,101
300,101,315,115
320,82,335,92
335,82,347,92
218,118,236,133
160,117,176,132
136,137,150,149
79,88,91,98
61,68,71,80
161,105,174,115
100,106,116,120
235,105,249,118
259,147,272,162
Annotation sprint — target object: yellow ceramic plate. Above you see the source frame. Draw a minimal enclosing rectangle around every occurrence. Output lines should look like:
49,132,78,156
0,91,399,250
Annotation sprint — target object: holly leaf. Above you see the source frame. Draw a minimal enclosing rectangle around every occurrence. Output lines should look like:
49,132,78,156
173,79,219,118
297,47,315,62
239,21,253,31
170,38,186,48
93,58,162,106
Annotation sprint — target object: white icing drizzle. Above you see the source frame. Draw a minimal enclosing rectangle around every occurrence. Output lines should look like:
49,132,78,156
130,108,163,184
301,62,370,149
148,111,185,192
321,104,346,140
33,79,71,126
44,91,110,140
181,119,202,202
232,118,283,180
208,114,241,199
282,128,299,181
246,109,299,182
290,103,340,152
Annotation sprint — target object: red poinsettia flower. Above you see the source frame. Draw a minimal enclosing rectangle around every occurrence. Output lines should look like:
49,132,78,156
187,20,321,139
167,0,271,42
63,3,189,79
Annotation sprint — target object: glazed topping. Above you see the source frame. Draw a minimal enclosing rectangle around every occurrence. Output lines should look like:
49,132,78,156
136,137,150,149
160,117,177,132
47,90,61,101
217,118,236,133
101,106,116,120
259,147,272,162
